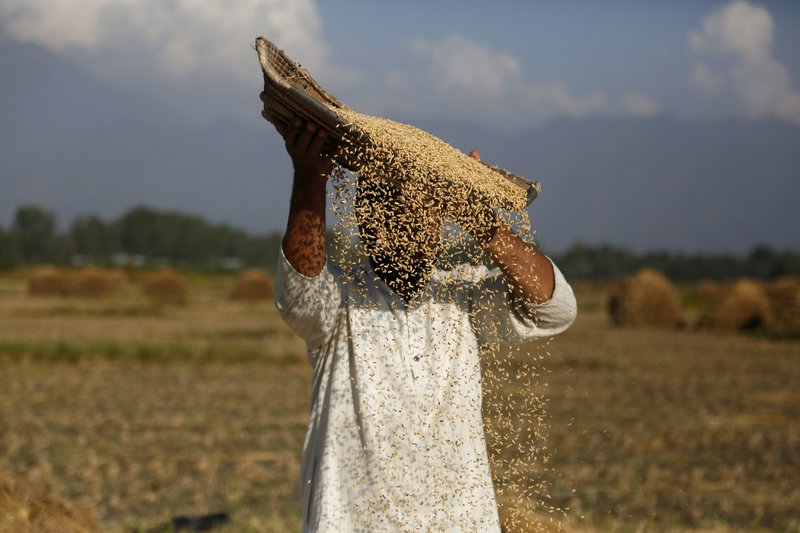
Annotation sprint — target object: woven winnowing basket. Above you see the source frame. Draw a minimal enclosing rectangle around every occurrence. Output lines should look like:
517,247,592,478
256,36,540,211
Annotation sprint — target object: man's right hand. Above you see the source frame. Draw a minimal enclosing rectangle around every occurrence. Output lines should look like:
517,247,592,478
274,118,336,183
278,117,333,278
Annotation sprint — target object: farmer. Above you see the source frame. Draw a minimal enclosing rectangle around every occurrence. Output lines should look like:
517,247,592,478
272,117,577,532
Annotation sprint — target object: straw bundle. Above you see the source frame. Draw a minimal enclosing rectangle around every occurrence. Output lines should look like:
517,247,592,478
27,266,69,296
141,269,188,304
231,269,274,301
699,279,772,331
766,276,800,331
255,36,540,214
608,269,682,328
67,266,123,298
0,475,102,533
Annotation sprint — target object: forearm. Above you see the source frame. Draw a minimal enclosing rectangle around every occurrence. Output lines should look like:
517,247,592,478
477,218,555,305
282,173,327,277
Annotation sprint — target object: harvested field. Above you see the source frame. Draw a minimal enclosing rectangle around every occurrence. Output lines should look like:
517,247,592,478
0,474,103,533
0,275,797,532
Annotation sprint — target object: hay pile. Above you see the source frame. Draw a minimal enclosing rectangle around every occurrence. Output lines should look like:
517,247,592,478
608,269,682,328
28,266,125,298
231,269,274,301
766,276,800,331
0,475,102,533
27,266,69,296
67,267,124,298
699,279,772,331
141,269,188,304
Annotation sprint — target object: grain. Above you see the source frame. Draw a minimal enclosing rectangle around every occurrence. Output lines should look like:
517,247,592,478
261,36,552,528
335,106,526,212
327,108,534,300
324,116,549,526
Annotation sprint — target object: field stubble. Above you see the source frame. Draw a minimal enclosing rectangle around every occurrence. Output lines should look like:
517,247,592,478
0,277,797,532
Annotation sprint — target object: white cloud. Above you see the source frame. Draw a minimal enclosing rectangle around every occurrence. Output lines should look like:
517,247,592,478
400,35,656,128
0,0,340,84
690,63,722,93
411,35,521,100
540,83,608,117
690,0,773,60
621,93,662,118
689,0,800,123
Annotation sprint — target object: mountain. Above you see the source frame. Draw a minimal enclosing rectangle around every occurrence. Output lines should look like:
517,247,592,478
1,39,798,253
398,115,800,253
0,39,293,234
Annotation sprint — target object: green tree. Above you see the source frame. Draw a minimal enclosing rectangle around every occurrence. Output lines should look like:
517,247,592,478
12,205,68,263
70,215,120,262
746,245,779,279
118,207,161,259
0,228,20,269
115,206,283,269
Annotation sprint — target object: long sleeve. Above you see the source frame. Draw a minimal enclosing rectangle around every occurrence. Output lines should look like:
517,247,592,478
273,246,343,350
469,257,577,345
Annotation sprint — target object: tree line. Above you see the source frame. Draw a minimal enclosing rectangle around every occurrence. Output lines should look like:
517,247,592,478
1,204,798,280
0,205,281,271
555,242,800,282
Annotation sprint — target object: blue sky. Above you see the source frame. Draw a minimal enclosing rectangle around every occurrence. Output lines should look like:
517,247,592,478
1,0,798,130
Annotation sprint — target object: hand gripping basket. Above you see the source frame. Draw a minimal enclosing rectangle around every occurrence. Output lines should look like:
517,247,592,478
256,36,540,211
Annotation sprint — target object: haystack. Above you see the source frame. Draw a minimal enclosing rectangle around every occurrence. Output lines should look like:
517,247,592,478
0,474,102,533
766,276,800,331
141,268,188,304
608,269,682,328
699,279,772,331
27,266,69,296
67,266,123,298
231,269,274,301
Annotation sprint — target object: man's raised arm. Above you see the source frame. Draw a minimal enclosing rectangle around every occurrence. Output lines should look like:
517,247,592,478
275,118,334,277
478,221,555,304
465,150,556,305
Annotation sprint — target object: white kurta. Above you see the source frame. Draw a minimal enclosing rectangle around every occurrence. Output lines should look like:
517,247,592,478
274,249,577,533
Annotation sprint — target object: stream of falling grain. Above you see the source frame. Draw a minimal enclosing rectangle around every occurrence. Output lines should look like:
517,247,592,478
323,106,558,530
